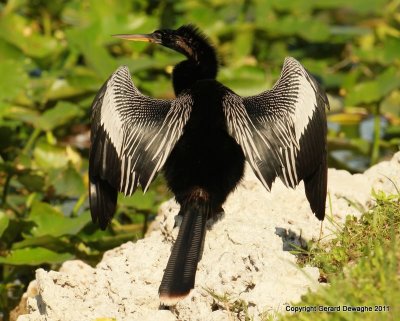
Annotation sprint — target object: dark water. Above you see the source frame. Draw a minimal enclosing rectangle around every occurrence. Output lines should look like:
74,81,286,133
328,116,390,172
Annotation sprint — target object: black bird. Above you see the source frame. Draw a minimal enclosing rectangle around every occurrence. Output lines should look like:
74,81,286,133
89,25,329,305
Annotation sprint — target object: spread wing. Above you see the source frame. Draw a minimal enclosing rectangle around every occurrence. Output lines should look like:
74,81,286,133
223,57,329,220
89,66,193,228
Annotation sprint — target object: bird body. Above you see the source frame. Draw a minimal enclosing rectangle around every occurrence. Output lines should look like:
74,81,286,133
159,79,247,303
89,25,329,305
164,80,246,206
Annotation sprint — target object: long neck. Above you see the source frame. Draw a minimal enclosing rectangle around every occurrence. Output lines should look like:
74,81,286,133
172,44,218,95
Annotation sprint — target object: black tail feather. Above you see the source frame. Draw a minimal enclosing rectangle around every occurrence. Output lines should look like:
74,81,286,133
89,179,118,230
159,188,211,305
304,152,327,221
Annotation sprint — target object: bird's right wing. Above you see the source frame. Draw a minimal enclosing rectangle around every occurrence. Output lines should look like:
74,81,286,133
223,57,328,219
89,66,193,228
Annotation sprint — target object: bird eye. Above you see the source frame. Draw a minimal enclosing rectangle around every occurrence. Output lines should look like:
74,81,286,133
151,30,163,43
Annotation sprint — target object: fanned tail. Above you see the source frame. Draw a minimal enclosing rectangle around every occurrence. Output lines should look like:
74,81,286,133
159,188,211,305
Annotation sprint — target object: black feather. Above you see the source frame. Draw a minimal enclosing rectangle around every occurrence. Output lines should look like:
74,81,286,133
159,188,211,304
223,57,329,219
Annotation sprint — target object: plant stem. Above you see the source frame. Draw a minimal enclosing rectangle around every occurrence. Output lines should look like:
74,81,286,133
1,173,13,206
71,193,87,217
22,128,41,155
370,102,381,166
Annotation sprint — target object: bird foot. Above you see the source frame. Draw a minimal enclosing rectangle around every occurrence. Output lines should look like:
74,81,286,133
173,214,183,228
207,206,225,225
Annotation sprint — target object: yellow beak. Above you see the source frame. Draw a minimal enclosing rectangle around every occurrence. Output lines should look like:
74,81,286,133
112,33,161,44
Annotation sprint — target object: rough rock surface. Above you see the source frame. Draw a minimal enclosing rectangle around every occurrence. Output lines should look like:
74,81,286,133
18,152,400,321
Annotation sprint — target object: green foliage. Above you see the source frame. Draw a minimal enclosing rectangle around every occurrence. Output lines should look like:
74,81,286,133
205,288,254,321
0,247,74,266
210,192,400,321
0,0,399,319
277,192,400,321
296,191,400,279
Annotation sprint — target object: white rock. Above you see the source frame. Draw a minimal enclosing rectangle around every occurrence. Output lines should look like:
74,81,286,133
18,152,400,321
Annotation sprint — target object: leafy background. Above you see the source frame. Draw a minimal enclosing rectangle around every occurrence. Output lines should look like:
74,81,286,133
0,0,399,318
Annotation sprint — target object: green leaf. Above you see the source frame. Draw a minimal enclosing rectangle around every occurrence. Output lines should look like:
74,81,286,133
28,201,91,237
0,14,60,59
219,65,269,96
43,78,90,102
0,247,73,265
231,24,254,65
264,15,330,42
0,39,25,61
33,142,70,169
381,90,400,117
346,67,400,106
2,105,40,125
313,0,388,14
36,102,84,131
354,37,400,65
17,173,46,193
1,0,29,15
0,211,10,238
66,26,118,79
118,190,158,211
52,166,85,197
12,235,68,250
65,66,102,92
0,60,28,102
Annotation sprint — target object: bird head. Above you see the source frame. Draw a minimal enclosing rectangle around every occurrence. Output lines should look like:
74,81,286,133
114,25,218,94
114,25,214,63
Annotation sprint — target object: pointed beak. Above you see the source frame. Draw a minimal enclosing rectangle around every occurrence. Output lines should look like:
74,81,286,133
112,33,161,44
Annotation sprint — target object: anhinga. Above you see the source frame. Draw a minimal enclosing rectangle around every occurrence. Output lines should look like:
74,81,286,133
89,25,328,305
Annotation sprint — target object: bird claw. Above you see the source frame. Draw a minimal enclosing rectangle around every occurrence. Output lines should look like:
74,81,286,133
159,210,178,243
173,214,183,228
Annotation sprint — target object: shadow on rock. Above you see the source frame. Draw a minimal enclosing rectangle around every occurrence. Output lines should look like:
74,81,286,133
275,227,309,252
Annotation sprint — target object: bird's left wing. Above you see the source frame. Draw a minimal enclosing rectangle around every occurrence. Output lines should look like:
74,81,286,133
223,57,329,220
89,66,193,228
